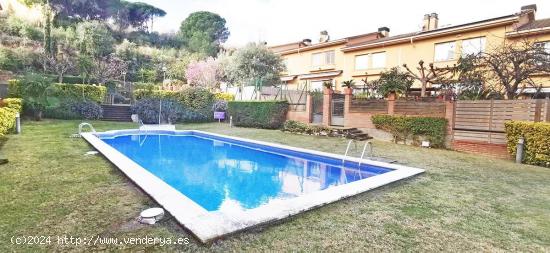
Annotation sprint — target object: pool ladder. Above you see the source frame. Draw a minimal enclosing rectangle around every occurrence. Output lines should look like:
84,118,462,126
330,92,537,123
342,140,373,167
78,122,96,136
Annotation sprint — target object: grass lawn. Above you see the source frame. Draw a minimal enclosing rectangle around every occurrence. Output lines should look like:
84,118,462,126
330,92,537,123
0,119,549,252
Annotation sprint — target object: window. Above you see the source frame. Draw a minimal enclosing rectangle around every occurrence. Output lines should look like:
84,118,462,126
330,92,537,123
535,41,550,64
462,37,486,56
536,41,550,53
371,52,386,68
354,55,369,70
311,51,335,66
434,41,456,62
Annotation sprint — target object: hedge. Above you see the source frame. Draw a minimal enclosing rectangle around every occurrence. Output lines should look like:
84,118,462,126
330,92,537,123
504,121,550,167
52,83,106,103
228,101,289,129
214,92,235,101
134,87,215,122
372,114,447,148
0,98,22,136
8,80,106,103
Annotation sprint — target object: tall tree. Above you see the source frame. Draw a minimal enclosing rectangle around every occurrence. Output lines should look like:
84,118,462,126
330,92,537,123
475,40,550,99
225,43,285,88
178,11,229,56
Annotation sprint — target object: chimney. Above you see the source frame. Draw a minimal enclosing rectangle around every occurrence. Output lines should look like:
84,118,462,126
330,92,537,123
422,13,439,31
378,27,390,37
302,39,312,46
515,4,537,29
319,30,330,43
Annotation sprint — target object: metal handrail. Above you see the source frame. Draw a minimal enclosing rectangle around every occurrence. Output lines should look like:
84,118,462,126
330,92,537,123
358,141,373,168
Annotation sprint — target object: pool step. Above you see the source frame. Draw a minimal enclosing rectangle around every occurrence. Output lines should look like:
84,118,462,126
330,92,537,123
101,104,132,122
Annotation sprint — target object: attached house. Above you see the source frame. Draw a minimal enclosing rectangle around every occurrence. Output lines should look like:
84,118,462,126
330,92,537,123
269,4,550,97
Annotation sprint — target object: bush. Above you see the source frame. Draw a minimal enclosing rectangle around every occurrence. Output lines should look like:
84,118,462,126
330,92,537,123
132,98,200,124
44,100,103,120
53,83,106,103
134,87,215,122
504,121,550,167
228,101,288,129
214,92,235,101
372,115,447,148
282,120,308,133
212,100,227,112
7,79,21,98
0,98,22,136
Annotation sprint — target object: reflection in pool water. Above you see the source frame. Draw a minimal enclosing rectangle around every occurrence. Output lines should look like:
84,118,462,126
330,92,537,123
102,134,391,211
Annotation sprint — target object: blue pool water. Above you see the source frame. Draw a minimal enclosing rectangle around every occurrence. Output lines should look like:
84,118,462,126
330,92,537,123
101,132,393,212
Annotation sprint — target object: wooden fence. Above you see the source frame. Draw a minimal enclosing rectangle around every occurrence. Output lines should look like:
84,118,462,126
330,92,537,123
350,99,387,113
452,99,549,144
394,100,446,117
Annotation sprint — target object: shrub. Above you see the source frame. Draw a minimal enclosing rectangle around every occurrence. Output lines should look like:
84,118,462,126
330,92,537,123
0,98,22,136
53,83,106,103
212,100,228,112
228,101,288,129
372,115,447,148
282,120,308,133
134,87,215,122
504,121,550,167
44,100,103,120
214,92,235,101
132,98,199,124
7,79,21,98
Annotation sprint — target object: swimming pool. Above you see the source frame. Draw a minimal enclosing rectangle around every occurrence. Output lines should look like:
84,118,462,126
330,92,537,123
82,130,424,243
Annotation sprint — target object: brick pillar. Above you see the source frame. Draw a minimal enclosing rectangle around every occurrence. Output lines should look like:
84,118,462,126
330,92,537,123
343,87,353,127
444,101,455,147
306,94,313,123
322,87,333,126
387,92,396,115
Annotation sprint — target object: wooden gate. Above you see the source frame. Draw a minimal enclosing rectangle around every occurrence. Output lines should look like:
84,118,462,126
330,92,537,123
331,93,345,126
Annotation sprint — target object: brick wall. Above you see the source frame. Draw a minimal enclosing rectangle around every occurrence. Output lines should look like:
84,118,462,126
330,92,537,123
452,140,512,160
287,110,309,123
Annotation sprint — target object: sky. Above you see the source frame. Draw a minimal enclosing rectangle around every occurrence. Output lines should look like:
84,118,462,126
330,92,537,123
131,0,550,47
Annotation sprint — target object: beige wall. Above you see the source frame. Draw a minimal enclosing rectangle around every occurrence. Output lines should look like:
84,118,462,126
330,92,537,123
278,23,550,92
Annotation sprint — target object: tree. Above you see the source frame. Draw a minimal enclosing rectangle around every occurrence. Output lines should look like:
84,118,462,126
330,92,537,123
376,67,414,97
91,55,128,85
402,60,455,97
76,21,115,58
43,50,75,83
185,57,222,89
225,43,285,88
178,11,229,56
476,40,550,99
116,1,166,32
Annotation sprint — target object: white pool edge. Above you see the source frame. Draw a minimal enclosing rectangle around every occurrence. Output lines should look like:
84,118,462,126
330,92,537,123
82,130,424,243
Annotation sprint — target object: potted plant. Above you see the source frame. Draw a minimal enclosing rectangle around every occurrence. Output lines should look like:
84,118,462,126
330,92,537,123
20,74,59,121
341,79,355,89
212,100,228,122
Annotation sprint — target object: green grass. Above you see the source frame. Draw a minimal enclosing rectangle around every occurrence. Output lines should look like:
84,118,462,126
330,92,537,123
0,119,549,252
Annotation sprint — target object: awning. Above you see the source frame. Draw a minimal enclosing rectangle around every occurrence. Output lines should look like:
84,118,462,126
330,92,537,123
280,75,297,82
299,70,342,80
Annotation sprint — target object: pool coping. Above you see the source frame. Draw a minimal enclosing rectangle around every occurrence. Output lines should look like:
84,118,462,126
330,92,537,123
82,129,424,243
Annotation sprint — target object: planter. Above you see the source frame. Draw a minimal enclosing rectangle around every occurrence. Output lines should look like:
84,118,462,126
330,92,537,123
323,87,334,95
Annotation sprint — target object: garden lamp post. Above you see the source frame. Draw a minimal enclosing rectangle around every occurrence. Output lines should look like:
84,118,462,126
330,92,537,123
162,66,167,83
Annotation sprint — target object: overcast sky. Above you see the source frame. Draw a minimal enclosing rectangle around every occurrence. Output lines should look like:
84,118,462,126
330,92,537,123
133,0,550,47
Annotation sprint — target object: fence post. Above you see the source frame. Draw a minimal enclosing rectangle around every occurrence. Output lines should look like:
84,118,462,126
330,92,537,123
387,92,396,115
322,87,333,126
306,94,313,124
343,87,353,126
444,101,455,146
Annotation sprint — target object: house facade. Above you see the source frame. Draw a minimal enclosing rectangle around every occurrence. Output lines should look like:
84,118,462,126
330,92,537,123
270,4,550,97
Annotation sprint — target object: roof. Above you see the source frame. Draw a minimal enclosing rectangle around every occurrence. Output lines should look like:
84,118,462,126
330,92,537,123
270,32,380,55
343,14,517,51
517,18,550,31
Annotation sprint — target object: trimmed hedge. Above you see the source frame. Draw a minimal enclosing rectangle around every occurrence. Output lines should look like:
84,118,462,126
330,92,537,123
0,98,22,136
8,80,106,103
228,101,289,129
504,121,550,167
282,120,330,135
53,83,106,103
372,115,447,148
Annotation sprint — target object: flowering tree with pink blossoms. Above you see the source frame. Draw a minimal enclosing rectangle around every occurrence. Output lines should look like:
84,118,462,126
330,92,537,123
185,57,222,89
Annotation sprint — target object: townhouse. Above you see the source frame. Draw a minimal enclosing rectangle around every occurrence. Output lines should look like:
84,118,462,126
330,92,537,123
269,4,550,97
